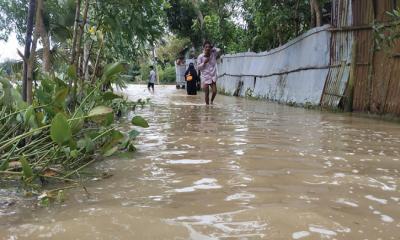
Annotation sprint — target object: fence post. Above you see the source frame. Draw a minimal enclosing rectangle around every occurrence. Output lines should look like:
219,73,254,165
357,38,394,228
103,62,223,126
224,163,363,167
344,40,357,112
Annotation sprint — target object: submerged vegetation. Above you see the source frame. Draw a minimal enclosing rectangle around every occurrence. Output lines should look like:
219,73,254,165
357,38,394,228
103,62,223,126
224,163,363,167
0,63,149,204
0,0,162,202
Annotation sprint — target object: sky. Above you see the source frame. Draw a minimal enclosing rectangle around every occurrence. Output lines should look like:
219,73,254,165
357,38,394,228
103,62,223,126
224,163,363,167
0,32,23,62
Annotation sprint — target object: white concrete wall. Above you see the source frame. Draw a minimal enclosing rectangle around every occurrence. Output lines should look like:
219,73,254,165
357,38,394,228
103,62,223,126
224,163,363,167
217,25,331,105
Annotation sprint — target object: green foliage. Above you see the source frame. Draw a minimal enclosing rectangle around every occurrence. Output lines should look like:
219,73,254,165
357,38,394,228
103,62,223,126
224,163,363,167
0,0,75,42
20,157,33,180
165,0,201,46
164,0,329,53
157,36,191,65
96,0,167,60
373,8,400,52
0,65,149,191
243,0,313,51
158,65,176,83
50,113,72,146
131,116,149,128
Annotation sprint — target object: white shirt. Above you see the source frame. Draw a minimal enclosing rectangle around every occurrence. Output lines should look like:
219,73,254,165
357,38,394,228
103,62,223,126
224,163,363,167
149,70,156,83
197,48,220,84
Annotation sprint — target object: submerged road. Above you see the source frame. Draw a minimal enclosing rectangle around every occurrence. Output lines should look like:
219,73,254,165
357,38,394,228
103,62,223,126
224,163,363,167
1,85,400,239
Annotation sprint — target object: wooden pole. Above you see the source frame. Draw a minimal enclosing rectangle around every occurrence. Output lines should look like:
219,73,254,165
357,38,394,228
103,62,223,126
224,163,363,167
344,41,357,112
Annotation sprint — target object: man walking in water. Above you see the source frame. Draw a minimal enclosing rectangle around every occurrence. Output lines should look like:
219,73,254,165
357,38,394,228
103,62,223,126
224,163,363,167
197,41,220,105
148,66,156,93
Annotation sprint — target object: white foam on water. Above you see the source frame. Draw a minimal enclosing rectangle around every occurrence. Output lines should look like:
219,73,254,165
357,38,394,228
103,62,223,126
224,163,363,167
162,150,188,155
166,159,212,164
149,195,163,201
369,178,391,191
390,197,399,202
175,187,196,193
225,193,255,201
334,173,346,178
234,149,245,155
194,178,217,185
181,144,196,149
365,195,388,204
381,215,394,223
292,231,310,239
336,198,359,207
309,226,337,236
175,178,222,193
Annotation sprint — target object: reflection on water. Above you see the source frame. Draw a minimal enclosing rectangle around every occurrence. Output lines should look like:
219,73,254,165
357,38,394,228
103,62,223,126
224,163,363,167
1,85,400,239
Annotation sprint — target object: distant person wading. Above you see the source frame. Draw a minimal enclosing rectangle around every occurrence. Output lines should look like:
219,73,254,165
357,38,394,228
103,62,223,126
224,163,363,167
197,41,220,105
148,66,156,93
185,63,199,95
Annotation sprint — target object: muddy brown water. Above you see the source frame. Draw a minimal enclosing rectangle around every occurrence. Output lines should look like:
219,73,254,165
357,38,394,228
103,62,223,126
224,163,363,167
1,85,400,239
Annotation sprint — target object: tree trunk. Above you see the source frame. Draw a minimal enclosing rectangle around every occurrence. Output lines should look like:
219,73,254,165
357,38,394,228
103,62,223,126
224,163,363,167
75,0,90,78
70,0,81,66
91,42,103,84
310,0,316,27
27,0,43,104
70,0,89,99
294,0,300,35
69,0,81,108
310,0,322,27
39,27,51,72
83,41,92,81
37,0,51,72
22,0,36,102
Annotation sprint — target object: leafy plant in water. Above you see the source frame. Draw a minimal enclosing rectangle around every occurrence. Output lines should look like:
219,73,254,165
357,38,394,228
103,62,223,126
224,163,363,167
0,64,149,194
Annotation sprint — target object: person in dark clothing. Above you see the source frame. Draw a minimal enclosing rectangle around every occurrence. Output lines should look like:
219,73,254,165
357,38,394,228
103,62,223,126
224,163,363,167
185,63,199,95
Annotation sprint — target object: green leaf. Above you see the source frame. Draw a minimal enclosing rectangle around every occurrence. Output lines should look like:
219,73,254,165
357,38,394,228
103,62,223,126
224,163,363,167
20,157,33,179
54,77,68,89
128,143,136,152
102,130,124,150
24,106,35,126
12,88,28,110
53,88,69,105
103,146,118,157
39,197,50,207
67,65,77,79
131,116,149,128
103,62,124,80
102,91,122,101
101,130,124,156
128,129,140,139
96,30,104,44
111,130,125,142
88,106,113,118
35,111,45,126
70,150,79,159
103,113,114,126
36,89,52,105
78,137,95,153
70,109,84,134
50,113,72,145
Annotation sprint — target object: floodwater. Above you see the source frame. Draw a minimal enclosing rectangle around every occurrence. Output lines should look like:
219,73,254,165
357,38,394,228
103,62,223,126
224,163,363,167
1,85,400,239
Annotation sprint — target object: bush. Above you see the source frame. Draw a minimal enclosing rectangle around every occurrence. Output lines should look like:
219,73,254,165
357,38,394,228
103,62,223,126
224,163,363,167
159,65,176,84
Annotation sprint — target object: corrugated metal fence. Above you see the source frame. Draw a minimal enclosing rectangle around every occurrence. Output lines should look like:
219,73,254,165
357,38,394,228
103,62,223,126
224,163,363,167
207,0,400,116
322,0,400,115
